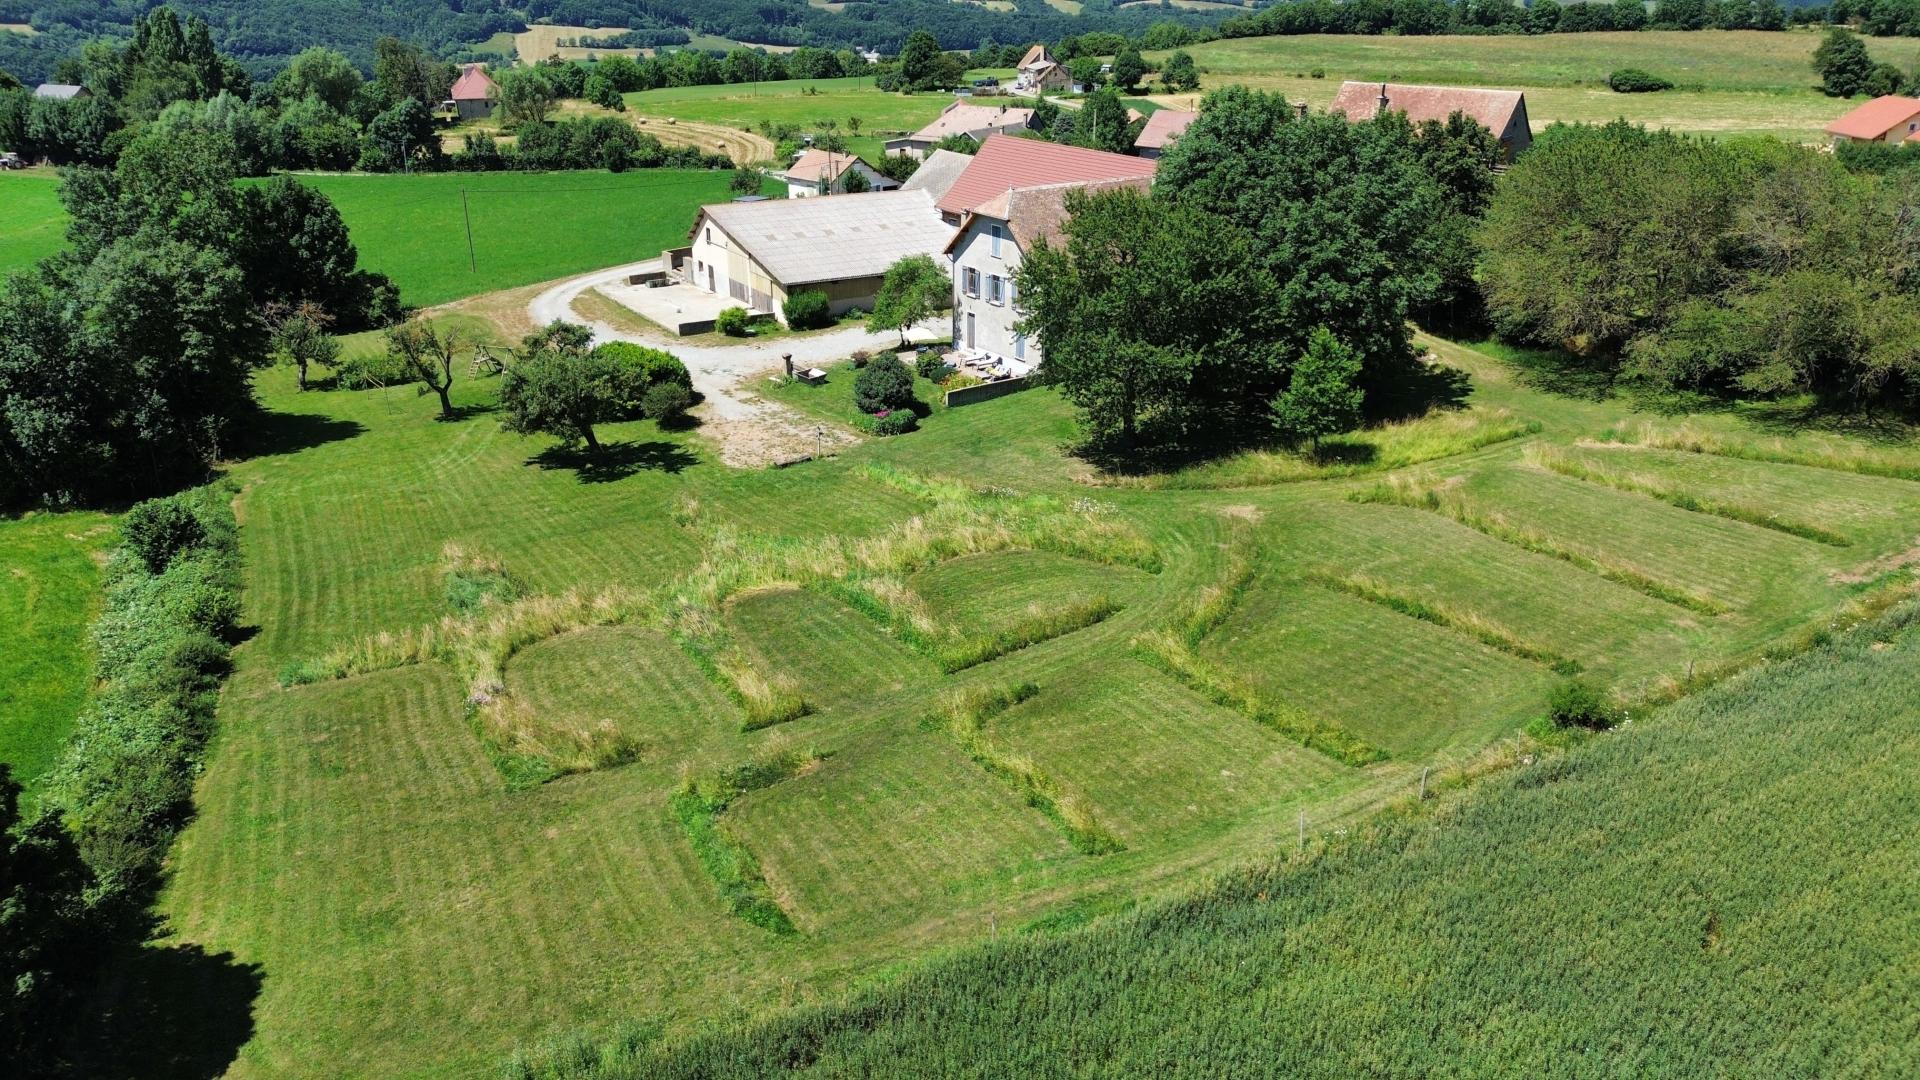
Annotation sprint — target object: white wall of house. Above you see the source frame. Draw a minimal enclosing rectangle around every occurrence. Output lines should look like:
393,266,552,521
689,215,782,315
786,162,898,199
949,217,1034,365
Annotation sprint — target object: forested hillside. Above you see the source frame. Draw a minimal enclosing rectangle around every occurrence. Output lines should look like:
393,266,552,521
0,0,1227,83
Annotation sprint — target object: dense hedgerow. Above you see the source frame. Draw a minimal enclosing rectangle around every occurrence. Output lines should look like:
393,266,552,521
45,483,241,902
526,599,1920,1079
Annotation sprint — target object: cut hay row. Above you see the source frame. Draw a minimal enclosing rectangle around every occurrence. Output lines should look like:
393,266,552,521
930,683,1122,856
1309,570,1580,675
671,744,822,934
1600,423,1920,484
1528,446,1851,548
1135,526,1385,767
1351,475,1727,616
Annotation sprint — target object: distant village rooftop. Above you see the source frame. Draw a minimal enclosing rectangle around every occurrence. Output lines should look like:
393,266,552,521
935,134,1158,218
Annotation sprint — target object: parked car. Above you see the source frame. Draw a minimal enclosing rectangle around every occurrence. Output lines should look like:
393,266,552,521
0,152,24,170
973,77,999,88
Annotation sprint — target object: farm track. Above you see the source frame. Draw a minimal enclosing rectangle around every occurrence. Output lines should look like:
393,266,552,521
629,115,776,166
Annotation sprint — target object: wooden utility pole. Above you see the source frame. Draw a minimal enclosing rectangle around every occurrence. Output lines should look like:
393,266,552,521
461,189,477,272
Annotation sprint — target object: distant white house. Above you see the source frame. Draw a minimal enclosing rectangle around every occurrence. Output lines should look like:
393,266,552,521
33,83,90,100
779,149,899,198
884,100,1035,159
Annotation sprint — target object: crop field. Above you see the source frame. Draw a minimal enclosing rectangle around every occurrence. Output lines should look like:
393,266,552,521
0,510,115,799
1152,30,1915,142
123,291,1920,1078
0,169,70,280
624,74,1010,163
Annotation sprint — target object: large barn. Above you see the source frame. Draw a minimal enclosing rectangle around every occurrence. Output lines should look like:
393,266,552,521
1330,81,1533,161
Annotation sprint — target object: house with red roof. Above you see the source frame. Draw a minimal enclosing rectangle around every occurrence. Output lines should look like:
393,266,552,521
1824,95,1920,148
1330,81,1532,162
1133,109,1196,159
778,149,899,198
934,133,1156,222
450,65,498,121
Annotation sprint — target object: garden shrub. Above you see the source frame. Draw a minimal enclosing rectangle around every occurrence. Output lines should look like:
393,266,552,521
854,355,917,413
594,341,691,417
642,381,693,422
45,482,242,899
915,352,954,382
1548,678,1618,730
783,290,832,330
863,409,919,436
850,349,872,368
1607,68,1674,93
715,306,752,337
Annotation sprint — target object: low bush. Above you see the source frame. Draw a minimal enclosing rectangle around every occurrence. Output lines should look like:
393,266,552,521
642,381,693,422
715,306,751,337
1607,68,1674,93
1548,678,1618,730
850,349,872,368
594,342,691,417
862,409,918,436
915,352,953,381
783,290,832,330
45,483,241,901
854,356,917,413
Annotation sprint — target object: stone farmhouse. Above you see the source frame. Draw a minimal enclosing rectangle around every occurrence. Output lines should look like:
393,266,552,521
1329,81,1533,162
1012,45,1072,95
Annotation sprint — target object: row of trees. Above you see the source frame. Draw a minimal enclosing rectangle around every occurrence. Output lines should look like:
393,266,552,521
1018,88,1495,453
1480,121,1920,408
0,127,400,506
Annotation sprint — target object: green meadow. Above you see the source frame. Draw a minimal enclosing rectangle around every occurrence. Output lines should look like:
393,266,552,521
1155,29,1913,142
132,312,1920,1075
0,510,116,799
0,169,761,307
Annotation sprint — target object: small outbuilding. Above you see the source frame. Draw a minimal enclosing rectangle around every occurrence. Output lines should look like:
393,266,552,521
450,65,499,121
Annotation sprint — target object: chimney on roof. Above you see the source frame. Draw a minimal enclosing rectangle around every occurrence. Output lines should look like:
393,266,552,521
1377,83,1390,116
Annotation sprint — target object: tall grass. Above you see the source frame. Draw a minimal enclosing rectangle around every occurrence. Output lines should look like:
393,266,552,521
1312,570,1580,674
442,541,522,615
931,683,1122,855
1601,422,1920,483
1352,474,1727,616
1528,446,1850,547
671,744,822,935
1134,526,1385,767
1098,408,1541,490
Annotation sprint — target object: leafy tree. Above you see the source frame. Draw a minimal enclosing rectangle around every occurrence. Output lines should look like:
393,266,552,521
1069,56,1105,90
1271,327,1365,452
730,166,764,195
584,73,624,111
716,306,752,336
360,97,439,173
268,303,339,390
853,355,918,414
499,66,558,127
1112,46,1148,92
897,31,963,93
0,764,96,1070
1813,29,1875,98
1074,87,1139,154
1156,87,1444,390
642,381,692,422
153,91,271,176
383,320,461,418
372,35,451,110
524,319,595,356
500,348,622,452
23,94,116,166
932,133,981,155
272,46,362,113
1160,50,1200,93
841,166,872,193
1017,187,1285,446
239,176,401,329
868,254,950,345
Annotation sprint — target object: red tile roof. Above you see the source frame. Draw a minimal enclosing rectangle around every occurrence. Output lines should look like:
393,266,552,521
780,148,863,185
1134,108,1196,151
1826,95,1920,140
943,175,1154,255
1329,81,1525,136
936,134,1157,217
451,65,497,102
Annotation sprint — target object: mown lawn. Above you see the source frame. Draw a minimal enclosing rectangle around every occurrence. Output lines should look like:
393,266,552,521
0,168,70,280
144,313,1920,1076
0,510,115,800
1154,29,1910,142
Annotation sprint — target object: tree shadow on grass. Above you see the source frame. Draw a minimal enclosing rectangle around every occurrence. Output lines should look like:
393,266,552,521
1738,399,1920,443
69,942,263,1080
240,411,365,460
1366,355,1473,423
529,439,699,482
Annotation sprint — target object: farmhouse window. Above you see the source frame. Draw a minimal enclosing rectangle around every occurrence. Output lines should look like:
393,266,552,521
990,224,1003,257
1014,334,1026,360
988,275,1003,304
964,267,980,297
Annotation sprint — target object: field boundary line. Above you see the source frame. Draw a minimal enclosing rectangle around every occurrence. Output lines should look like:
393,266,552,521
1308,569,1581,674
1529,445,1850,547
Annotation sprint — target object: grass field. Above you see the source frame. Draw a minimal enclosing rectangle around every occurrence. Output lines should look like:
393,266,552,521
0,510,115,801
1152,30,1915,142
0,170,757,308
617,594,1920,1077
124,295,1920,1077
623,75,1008,164
0,169,71,280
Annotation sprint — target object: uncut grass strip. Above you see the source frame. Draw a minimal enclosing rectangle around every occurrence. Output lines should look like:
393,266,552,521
1309,570,1581,675
1529,447,1851,548
936,596,1122,673
1132,633,1387,767
1603,424,1920,484
672,746,822,934
928,683,1124,856
1350,479,1727,617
